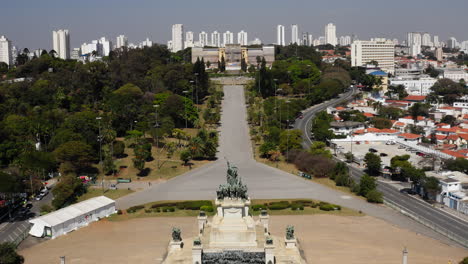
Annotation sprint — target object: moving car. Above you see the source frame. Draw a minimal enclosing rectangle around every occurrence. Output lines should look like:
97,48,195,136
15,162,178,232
380,153,388,157
369,148,378,153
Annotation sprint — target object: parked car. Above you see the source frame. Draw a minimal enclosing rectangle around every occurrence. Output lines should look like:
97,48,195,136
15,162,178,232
386,140,396,145
369,148,378,153
398,145,405,149
380,153,388,157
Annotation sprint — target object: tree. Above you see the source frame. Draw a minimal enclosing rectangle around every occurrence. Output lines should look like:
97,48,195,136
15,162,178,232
366,189,383,203
344,152,354,163
180,149,192,165
220,56,226,72
359,174,377,197
371,117,393,129
0,242,24,264
113,141,126,158
459,257,468,264
309,141,332,158
52,174,85,209
409,102,430,119
241,58,247,72
279,129,303,153
386,85,408,99
259,142,277,158
54,141,94,172
445,158,468,173
423,176,441,200
364,152,381,176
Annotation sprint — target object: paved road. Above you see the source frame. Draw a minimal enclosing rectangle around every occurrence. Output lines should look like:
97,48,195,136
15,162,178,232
116,84,463,246
294,87,468,246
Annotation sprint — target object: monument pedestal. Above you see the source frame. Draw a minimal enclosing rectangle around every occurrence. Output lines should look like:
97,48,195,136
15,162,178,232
209,198,257,248
285,238,297,249
169,240,183,252
192,244,202,264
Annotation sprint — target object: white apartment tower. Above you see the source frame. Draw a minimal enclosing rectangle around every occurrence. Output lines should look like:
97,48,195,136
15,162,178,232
308,34,313,47
116,35,128,49
0,35,13,66
99,37,112,56
339,36,352,46
238,30,248,46
433,35,440,47
351,38,395,74
276,25,285,46
184,31,194,48
52,29,70,59
325,23,337,46
422,33,432,47
223,31,234,46
211,31,221,47
171,24,184,52
199,31,208,47
407,32,422,56
291,24,299,44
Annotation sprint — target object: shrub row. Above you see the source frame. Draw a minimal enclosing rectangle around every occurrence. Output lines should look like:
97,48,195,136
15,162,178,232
250,200,341,212
150,200,212,210
127,205,145,213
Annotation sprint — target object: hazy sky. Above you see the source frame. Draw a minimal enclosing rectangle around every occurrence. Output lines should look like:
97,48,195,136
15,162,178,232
1,0,467,50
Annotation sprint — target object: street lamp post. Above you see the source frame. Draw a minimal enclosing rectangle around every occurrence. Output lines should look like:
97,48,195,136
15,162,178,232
183,90,189,129
153,104,160,169
96,116,103,193
286,100,291,160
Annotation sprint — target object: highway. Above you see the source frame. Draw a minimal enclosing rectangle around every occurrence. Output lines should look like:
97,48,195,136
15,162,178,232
294,87,468,247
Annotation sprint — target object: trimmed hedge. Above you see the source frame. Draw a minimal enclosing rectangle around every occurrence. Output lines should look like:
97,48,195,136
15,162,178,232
127,205,145,213
200,205,214,212
151,201,212,210
268,201,290,210
290,203,304,210
251,204,265,211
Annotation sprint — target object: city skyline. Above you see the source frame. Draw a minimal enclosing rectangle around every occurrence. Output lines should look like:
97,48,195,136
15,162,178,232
1,0,468,50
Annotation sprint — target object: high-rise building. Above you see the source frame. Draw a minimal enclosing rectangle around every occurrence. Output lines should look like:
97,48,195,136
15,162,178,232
339,36,351,46
52,29,70,59
211,31,221,47
99,37,112,56
461,41,468,53
116,35,128,49
140,38,153,48
433,35,440,47
308,34,313,47
0,35,13,66
184,31,194,48
237,30,248,46
351,38,395,74
422,33,432,47
448,37,458,49
276,25,285,46
407,32,422,56
199,31,208,47
434,47,443,61
291,24,299,44
325,23,337,46
392,38,399,45
171,24,184,52
318,36,326,45
71,48,81,60
223,31,234,46
301,32,309,46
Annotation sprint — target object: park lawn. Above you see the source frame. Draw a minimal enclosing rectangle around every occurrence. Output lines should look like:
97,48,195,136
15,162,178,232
77,188,134,202
101,141,211,182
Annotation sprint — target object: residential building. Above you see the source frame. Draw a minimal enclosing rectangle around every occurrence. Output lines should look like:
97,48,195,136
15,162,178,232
448,37,457,49
70,48,80,60
99,37,112,56
291,24,299,44
422,33,432,47
171,24,184,52
116,35,128,49
301,32,309,46
184,31,194,48
435,47,443,61
442,68,468,82
389,76,437,96
339,35,351,46
308,34,313,47
81,41,99,56
276,25,285,46
139,38,153,48
351,38,395,74
407,32,421,56
199,31,208,47
52,29,70,59
325,23,337,46
211,31,221,47
461,41,468,53
329,121,365,136
223,31,234,46
249,38,262,45
433,35,440,47
237,30,248,46
0,35,13,66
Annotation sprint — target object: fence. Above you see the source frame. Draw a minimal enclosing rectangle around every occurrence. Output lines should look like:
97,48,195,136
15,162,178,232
384,199,468,248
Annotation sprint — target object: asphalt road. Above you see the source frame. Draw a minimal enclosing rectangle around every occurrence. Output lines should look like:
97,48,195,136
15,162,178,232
0,193,52,245
116,83,464,246
294,87,468,246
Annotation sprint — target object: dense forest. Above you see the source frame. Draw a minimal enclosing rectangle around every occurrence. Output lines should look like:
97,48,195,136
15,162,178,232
0,45,212,208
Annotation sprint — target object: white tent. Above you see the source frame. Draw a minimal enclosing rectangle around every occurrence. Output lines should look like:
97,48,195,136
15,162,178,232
29,196,115,239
